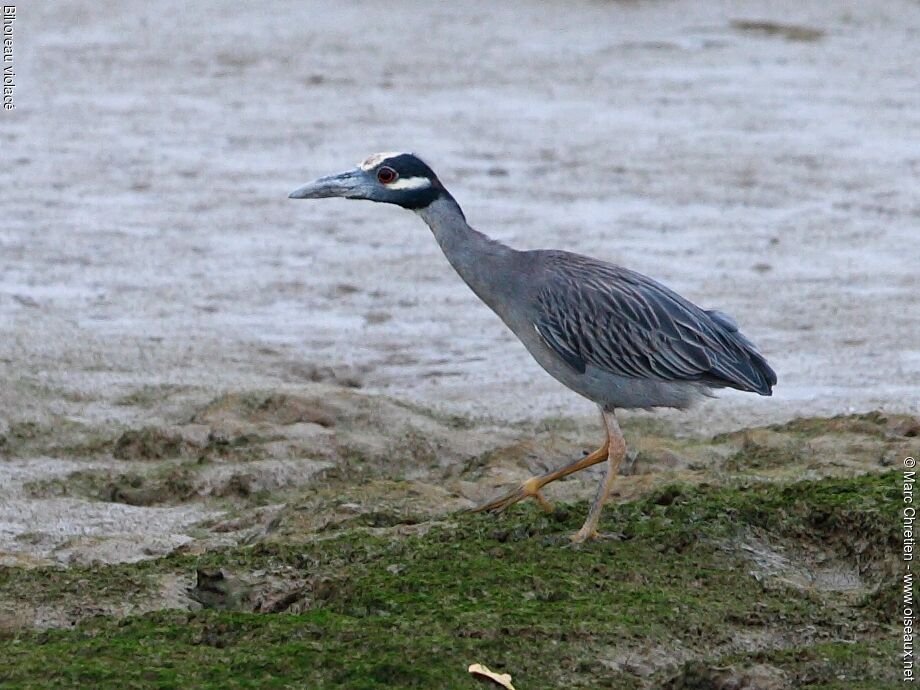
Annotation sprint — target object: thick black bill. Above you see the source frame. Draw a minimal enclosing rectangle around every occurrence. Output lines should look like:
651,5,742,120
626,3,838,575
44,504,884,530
288,168,366,199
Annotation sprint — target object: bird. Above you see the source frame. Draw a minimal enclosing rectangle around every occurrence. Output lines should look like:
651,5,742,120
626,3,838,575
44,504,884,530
289,152,776,543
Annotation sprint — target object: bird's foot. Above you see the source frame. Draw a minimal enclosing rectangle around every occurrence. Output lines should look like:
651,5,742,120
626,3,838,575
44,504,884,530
568,527,597,544
469,477,555,514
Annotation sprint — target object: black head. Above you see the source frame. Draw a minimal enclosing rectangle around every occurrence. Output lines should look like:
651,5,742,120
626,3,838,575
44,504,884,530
289,152,448,210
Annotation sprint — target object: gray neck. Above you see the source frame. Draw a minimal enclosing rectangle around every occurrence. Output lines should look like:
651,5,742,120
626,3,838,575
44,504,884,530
415,196,518,315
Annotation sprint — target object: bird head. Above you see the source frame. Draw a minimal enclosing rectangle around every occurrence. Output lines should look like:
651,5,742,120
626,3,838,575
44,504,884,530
289,152,445,210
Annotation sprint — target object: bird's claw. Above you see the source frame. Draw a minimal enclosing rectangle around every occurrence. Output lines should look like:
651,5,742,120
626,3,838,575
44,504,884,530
469,477,554,514
568,527,597,544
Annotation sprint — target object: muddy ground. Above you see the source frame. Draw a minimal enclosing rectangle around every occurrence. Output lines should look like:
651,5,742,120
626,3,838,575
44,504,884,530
0,391,914,687
1,0,917,688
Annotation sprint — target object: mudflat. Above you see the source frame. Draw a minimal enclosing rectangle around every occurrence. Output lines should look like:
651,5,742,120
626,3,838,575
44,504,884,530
0,2,916,687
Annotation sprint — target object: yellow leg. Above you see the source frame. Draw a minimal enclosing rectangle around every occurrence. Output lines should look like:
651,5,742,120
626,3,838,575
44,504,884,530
570,410,626,543
470,411,611,514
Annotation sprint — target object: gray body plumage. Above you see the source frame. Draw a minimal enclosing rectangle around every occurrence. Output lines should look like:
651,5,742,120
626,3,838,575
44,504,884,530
290,152,776,541
290,153,776,414
417,197,776,411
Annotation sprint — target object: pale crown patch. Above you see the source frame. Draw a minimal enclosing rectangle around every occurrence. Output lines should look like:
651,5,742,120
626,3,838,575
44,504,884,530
358,152,406,171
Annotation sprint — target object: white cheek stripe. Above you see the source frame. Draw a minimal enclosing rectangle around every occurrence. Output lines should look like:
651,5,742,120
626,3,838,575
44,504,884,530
358,151,405,171
387,176,432,190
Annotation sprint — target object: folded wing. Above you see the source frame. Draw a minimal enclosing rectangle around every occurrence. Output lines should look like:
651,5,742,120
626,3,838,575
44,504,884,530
532,252,776,395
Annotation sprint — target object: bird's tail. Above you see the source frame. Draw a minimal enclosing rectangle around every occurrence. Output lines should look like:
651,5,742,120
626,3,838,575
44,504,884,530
705,309,777,396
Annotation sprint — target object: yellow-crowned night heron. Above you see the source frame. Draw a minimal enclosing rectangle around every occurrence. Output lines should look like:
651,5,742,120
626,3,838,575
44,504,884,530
290,152,776,543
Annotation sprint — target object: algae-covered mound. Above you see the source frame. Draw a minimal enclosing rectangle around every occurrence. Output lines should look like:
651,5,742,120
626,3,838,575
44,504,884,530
0,383,913,687
0,470,902,689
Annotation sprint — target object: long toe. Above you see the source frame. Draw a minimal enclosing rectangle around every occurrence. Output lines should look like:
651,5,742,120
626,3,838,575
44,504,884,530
469,485,529,514
469,478,543,514
534,491,555,514
568,527,598,544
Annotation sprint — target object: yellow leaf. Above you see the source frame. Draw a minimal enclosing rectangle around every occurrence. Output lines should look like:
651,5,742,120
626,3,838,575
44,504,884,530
468,663,516,690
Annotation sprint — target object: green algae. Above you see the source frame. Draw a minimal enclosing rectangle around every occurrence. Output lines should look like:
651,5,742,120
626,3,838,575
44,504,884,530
0,471,899,689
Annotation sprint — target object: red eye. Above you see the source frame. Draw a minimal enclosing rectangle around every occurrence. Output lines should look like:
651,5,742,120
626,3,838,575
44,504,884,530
377,166,398,184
